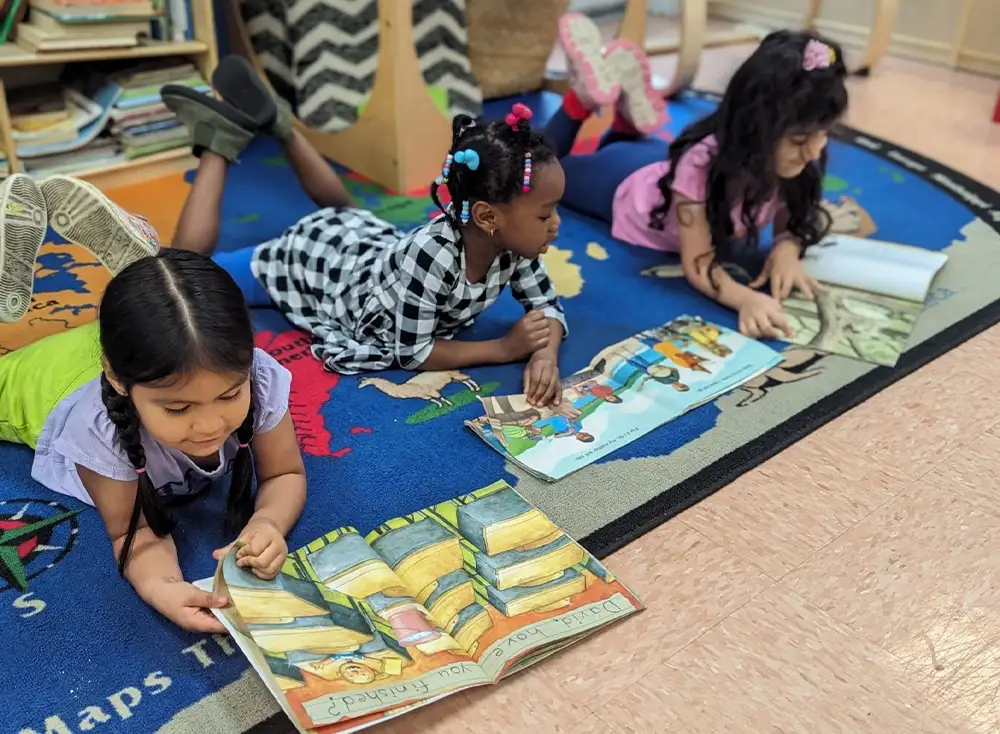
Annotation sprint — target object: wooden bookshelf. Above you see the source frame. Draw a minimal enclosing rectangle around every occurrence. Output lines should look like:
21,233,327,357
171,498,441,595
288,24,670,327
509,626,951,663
0,39,209,67
0,0,217,188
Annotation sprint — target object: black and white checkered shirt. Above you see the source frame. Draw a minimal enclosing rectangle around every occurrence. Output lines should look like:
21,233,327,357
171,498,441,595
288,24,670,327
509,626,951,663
251,208,567,374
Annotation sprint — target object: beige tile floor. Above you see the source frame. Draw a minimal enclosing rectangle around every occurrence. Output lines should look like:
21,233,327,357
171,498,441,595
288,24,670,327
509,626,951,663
378,21,1000,734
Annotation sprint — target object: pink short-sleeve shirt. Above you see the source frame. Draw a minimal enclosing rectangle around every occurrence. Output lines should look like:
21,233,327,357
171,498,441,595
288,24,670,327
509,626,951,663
610,135,780,253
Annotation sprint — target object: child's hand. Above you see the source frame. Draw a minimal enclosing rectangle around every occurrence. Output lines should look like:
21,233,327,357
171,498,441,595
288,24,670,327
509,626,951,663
144,578,228,633
501,311,551,362
738,291,793,340
524,354,561,407
752,239,821,301
213,518,288,580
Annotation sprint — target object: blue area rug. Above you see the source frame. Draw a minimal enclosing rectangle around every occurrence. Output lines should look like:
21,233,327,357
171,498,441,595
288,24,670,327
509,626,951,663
3,91,1000,734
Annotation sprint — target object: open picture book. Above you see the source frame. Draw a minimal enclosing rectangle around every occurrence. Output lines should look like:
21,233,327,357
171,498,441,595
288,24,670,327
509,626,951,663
198,480,643,733
466,316,783,481
780,234,948,366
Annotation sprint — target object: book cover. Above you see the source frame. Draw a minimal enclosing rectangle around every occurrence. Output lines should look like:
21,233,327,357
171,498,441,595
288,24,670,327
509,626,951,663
199,480,643,733
780,234,948,366
467,316,783,481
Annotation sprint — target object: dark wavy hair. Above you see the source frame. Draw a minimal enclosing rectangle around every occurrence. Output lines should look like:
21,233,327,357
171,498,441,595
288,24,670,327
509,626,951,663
430,113,556,230
99,249,257,575
652,29,848,282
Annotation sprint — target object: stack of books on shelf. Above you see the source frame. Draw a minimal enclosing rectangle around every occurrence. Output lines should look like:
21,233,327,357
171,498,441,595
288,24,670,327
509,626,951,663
110,60,206,158
0,58,203,177
7,0,196,53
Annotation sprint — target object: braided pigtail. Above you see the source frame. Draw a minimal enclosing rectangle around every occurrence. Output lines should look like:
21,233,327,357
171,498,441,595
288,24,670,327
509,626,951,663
100,374,176,576
225,386,257,535
431,114,478,230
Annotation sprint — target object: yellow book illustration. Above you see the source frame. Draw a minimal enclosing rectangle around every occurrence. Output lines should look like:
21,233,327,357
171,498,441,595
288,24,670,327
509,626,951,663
200,480,644,734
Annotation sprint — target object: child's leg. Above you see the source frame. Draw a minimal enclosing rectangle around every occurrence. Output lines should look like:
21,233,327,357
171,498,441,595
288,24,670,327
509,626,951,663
0,321,101,447
159,83,260,254
0,174,47,323
560,137,669,223
543,13,619,158
212,56,354,209
211,245,275,308
546,14,666,158
171,152,228,255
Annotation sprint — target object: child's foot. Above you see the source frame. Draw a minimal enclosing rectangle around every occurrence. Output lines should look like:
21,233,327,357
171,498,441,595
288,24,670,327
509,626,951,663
39,176,160,275
0,174,47,323
212,55,295,143
558,12,620,111
604,40,667,135
161,84,258,161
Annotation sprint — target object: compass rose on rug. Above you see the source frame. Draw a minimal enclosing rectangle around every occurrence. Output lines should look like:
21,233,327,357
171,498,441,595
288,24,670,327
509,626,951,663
0,499,83,592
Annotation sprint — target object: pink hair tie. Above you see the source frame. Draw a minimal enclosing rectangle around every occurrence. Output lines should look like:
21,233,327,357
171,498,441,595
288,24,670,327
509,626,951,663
505,102,533,131
239,442,249,449
802,40,835,71
135,467,147,475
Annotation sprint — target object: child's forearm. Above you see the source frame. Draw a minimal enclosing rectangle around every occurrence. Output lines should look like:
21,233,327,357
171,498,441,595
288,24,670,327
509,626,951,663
250,474,307,536
417,339,508,371
533,319,564,362
685,265,757,312
114,527,184,592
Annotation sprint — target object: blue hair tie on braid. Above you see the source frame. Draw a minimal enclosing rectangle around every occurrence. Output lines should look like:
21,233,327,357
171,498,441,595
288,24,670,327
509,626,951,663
453,149,480,170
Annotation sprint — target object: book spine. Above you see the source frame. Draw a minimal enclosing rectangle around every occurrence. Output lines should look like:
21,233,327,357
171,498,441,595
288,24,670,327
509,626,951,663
0,0,24,43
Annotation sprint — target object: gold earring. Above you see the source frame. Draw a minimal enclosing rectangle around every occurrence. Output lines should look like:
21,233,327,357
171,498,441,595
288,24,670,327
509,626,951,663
489,229,496,237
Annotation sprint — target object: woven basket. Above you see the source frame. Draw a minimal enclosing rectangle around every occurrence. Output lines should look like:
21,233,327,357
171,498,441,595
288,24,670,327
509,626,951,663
466,0,570,99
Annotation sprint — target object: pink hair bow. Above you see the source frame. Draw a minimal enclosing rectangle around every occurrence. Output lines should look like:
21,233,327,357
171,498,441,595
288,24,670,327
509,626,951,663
802,39,834,71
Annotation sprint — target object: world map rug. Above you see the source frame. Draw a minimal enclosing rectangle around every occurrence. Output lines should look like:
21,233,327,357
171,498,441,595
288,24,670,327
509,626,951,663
2,90,1000,734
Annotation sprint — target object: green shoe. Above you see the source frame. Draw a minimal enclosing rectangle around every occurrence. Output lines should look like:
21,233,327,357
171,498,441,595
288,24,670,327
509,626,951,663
212,55,294,143
39,175,160,276
161,84,258,162
0,174,47,323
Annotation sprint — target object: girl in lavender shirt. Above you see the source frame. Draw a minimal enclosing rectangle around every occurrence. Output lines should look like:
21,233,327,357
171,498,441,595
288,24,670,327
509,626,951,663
0,245,306,634
546,17,848,339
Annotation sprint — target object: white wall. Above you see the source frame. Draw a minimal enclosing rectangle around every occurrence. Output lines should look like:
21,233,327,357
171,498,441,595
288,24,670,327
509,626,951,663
570,0,680,15
710,0,1000,76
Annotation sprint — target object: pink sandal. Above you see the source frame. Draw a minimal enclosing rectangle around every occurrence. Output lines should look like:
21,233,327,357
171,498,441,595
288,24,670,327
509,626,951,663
558,12,619,111
604,39,667,135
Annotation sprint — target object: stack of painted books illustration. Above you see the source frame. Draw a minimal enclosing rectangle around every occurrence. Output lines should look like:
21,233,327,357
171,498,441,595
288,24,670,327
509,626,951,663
202,481,643,733
466,316,783,481
778,234,948,366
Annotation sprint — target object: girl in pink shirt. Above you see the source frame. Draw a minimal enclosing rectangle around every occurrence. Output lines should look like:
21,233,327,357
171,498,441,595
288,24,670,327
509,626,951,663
545,18,848,339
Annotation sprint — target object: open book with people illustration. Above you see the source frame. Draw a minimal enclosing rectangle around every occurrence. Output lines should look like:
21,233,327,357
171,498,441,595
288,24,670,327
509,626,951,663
199,480,643,733
780,234,948,366
466,317,783,481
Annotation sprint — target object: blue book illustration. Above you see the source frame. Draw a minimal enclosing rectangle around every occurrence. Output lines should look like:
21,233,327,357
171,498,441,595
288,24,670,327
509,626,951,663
467,316,784,481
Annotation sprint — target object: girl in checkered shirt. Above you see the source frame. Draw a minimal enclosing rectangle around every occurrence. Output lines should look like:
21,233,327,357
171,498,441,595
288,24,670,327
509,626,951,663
161,57,569,408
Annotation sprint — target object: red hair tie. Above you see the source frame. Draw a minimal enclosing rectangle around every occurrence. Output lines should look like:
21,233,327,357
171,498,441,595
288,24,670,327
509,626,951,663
505,102,533,131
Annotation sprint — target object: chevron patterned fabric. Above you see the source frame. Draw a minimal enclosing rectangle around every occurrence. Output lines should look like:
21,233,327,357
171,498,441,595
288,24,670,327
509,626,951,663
239,0,483,132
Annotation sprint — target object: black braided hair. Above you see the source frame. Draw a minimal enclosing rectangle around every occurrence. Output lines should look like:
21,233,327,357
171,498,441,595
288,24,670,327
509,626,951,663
226,387,256,535
100,373,176,576
430,112,556,231
98,249,257,574
651,29,848,286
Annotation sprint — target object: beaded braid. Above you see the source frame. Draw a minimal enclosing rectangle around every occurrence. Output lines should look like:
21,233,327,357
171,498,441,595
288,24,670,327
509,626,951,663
100,374,176,576
429,108,554,233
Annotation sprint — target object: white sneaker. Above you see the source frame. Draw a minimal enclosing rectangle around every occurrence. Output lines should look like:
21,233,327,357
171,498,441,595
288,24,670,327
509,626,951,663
38,175,160,276
0,174,48,323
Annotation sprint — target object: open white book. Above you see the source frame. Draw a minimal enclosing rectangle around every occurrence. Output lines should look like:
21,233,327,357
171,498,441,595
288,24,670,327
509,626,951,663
782,234,947,366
